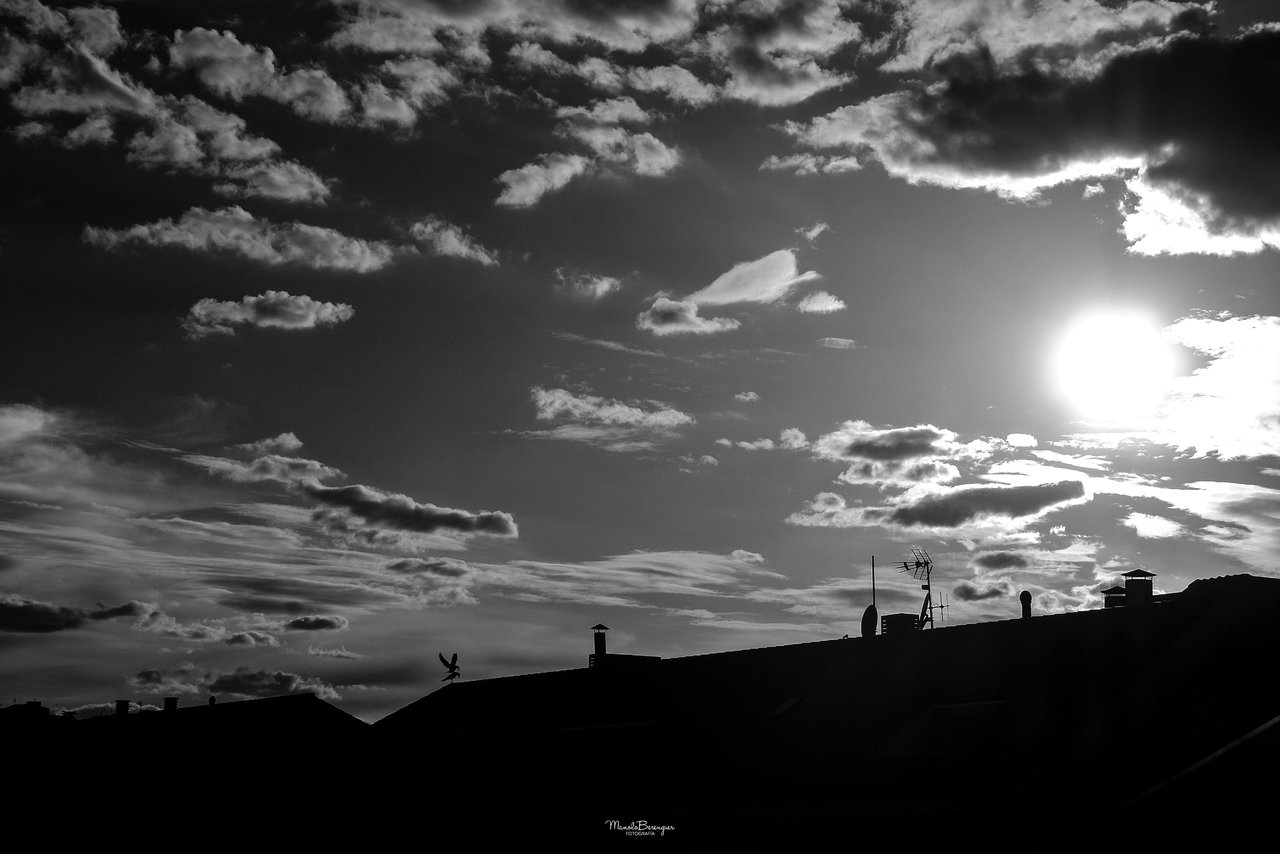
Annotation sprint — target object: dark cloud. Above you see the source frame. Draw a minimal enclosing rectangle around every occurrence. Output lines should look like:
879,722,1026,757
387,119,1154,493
791,28,1280,246
284,614,350,631
844,426,952,460
953,579,1016,601
214,574,395,615
972,551,1029,570
204,666,339,700
0,593,148,633
224,630,279,646
386,557,470,578
131,663,339,700
885,481,1086,528
299,482,517,537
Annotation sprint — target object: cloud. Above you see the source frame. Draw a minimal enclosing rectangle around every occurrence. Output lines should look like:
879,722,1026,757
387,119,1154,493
0,403,56,445
554,268,621,300
495,152,591,207
786,27,1280,253
881,481,1089,528
796,291,846,313
284,614,350,631
953,579,1017,602
182,291,355,338
9,38,330,204
229,433,304,457
204,666,340,701
761,153,862,175
1121,512,1185,539
788,481,1089,533
627,64,717,105
12,44,157,116
971,551,1030,570
796,222,830,243
878,0,1196,74
524,386,694,452
384,557,479,606
687,249,820,306
329,0,702,54
0,593,147,633
818,337,858,349
308,645,362,659
183,453,344,485
556,95,652,125
409,215,499,265
837,459,961,487
84,206,396,272
704,0,861,106
734,391,760,403
1078,313,1280,459
476,548,785,609
813,421,962,462
636,297,741,337
169,28,351,123
1006,433,1038,448
717,428,808,453
299,482,518,537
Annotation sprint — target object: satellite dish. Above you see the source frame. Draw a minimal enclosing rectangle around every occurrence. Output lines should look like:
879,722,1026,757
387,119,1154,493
861,603,878,638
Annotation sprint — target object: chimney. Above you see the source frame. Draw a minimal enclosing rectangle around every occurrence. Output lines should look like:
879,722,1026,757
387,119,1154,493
163,697,179,712
114,700,130,717
1122,570,1155,607
1102,585,1126,608
1020,590,1032,619
590,623,609,667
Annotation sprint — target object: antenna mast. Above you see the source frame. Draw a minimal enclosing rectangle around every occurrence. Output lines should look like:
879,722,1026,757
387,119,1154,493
898,547,937,630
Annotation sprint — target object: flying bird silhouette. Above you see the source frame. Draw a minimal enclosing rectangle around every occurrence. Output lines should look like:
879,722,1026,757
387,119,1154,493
439,652,460,683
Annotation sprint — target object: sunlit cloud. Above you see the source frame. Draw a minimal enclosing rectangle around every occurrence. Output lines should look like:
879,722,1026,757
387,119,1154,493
183,291,354,338
687,249,820,306
796,291,846,313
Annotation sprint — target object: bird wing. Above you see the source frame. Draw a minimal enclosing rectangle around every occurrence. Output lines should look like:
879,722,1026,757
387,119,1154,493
450,653,458,667
439,652,450,668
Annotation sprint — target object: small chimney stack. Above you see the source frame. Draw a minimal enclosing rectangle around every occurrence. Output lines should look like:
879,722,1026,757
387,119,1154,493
1020,590,1032,619
164,697,178,712
114,700,130,717
590,623,609,667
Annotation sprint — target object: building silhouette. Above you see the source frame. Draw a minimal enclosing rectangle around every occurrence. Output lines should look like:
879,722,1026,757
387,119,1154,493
6,571,1279,846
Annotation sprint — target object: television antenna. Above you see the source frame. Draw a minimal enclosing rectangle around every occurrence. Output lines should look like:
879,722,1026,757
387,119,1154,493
897,546,938,630
439,652,460,684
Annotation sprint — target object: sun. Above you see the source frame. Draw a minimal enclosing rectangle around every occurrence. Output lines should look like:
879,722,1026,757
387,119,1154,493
1050,308,1175,422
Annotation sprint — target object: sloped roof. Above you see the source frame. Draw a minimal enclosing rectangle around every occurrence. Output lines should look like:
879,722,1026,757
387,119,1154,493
370,574,1280,845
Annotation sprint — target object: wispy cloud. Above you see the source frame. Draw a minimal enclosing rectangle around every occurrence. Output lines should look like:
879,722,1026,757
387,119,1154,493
409,214,499,265
84,206,397,272
523,386,694,452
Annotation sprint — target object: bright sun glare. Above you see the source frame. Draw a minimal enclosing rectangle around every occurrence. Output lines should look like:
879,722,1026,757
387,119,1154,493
1051,308,1176,422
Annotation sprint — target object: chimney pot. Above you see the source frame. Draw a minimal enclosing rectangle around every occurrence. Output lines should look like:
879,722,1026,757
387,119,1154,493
164,697,178,712
115,699,130,716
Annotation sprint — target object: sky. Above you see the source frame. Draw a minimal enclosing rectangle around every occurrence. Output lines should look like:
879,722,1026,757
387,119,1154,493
1,0,1278,723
